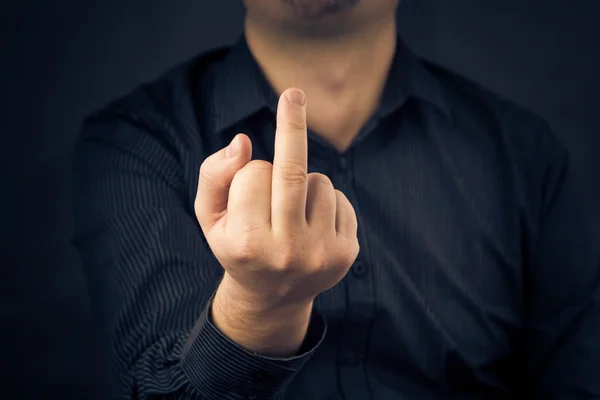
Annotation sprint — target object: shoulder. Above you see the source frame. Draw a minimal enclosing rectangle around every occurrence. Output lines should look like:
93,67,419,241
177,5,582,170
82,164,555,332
75,47,231,206
421,59,572,224
424,59,568,175
80,46,230,147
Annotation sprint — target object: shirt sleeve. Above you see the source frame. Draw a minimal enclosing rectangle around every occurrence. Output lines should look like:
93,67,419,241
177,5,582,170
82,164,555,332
517,122,600,398
72,111,326,400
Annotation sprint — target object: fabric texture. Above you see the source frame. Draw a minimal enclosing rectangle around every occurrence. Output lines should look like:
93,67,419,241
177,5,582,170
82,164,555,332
72,35,600,399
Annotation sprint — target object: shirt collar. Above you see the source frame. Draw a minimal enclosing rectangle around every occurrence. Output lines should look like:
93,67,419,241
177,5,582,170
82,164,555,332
209,37,277,134
379,38,450,119
209,34,449,134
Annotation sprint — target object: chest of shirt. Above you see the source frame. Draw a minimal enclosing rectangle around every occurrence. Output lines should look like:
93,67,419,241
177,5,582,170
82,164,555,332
188,110,525,394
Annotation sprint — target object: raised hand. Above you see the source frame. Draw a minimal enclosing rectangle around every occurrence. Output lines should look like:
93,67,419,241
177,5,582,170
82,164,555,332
194,88,359,355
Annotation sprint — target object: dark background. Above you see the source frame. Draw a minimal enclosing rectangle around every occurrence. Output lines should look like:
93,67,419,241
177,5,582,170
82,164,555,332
1,0,598,398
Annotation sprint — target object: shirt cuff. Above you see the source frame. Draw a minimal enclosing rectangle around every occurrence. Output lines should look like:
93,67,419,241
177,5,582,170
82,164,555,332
180,292,327,400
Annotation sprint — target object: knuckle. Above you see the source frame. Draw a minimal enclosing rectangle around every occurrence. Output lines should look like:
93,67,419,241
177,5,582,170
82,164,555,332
282,119,307,133
309,173,333,188
235,160,272,182
277,162,308,186
308,247,329,270
230,236,263,264
199,158,221,188
245,159,273,173
334,189,348,201
276,246,304,270
338,239,360,265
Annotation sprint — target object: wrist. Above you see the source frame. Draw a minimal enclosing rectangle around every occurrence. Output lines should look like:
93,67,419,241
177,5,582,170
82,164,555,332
211,276,313,356
218,272,314,317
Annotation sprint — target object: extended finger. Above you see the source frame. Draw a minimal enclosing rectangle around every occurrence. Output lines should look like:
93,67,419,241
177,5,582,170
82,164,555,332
271,88,309,230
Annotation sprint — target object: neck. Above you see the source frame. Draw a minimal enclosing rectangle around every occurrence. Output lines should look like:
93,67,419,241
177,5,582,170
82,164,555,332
244,17,398,151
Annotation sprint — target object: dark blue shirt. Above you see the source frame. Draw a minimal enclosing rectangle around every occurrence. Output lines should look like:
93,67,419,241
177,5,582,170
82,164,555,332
73,35,600,399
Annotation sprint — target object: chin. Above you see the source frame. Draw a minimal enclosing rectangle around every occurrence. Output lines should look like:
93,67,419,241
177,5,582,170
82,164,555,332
282,0,360,20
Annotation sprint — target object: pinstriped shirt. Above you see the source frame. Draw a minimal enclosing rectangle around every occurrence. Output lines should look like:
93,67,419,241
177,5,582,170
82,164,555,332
73,35,600,399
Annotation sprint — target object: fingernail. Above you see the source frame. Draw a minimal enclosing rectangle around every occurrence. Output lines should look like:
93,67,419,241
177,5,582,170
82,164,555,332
225,135,239,158
286,89,306,106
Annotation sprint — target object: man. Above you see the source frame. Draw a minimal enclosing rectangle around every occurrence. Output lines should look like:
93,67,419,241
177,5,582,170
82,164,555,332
73,0,600,399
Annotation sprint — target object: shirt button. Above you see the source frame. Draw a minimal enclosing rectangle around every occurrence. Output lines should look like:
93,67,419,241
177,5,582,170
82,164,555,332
352,261,367,278
337,156,348,171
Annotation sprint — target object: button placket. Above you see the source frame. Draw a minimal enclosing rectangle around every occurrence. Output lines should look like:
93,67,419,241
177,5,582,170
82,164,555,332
333,150,373,399
337,156,348,172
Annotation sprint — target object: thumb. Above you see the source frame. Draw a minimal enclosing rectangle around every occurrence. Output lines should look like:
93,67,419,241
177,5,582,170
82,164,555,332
195,133,252,231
